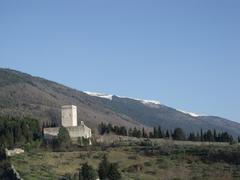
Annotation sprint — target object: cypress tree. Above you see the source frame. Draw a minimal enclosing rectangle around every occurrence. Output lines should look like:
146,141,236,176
213,129,217,142
142,128,148,138
200,129,203,142
158,126,163,138
98,155,110,180
153,127,157,138
57,127,71,150
80,163,97,180
165,130,170,138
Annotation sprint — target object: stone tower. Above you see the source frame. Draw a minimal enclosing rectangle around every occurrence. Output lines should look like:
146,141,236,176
61,105,77,127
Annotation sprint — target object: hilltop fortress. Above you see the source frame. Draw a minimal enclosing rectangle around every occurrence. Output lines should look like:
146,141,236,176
44,105,92,140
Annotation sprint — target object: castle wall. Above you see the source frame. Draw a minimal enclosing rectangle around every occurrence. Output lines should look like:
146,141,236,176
67,126,91,138
44,127,60,139
44,125,91,139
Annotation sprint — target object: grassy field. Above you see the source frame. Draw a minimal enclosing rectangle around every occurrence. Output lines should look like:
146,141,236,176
10,140,240,180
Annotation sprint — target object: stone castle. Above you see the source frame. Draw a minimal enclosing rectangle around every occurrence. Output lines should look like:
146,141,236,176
44,105,92,140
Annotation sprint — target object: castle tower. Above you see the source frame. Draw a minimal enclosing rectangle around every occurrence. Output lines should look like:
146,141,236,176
61,105,77,127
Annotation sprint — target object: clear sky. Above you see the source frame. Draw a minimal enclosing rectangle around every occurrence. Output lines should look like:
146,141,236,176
0,0,240,122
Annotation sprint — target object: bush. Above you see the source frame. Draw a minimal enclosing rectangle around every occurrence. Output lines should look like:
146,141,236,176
79,163,97,180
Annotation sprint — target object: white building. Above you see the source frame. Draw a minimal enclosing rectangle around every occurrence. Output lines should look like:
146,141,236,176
44,105,92,141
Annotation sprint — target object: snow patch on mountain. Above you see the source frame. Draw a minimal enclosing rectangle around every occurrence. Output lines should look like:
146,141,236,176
138,99,160,105
84,92,113,100
118,95,161,105
84,91,161,105
177,109,202,117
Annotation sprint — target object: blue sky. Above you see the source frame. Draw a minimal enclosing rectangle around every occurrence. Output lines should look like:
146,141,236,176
0,0,240,122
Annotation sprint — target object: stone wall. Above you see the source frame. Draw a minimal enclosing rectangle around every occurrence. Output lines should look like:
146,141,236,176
44,125,91,139
44,127,60,139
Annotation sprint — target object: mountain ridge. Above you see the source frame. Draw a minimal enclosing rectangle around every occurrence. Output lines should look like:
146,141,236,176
85,91,203,117
0,68,239,137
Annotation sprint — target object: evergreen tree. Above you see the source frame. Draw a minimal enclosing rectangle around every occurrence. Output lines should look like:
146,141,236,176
196,132,201,141
128,128,133,137
108,163,121,180
213,129,217,142
5,130,14,147
158,126,163,138
165,130,170,138
153,127,157,138
0,145,6,161
98,155,110,180
119,126,127,136
57,127,71,150
108,124,113,133
188,133,196,141
205,130,214,142
149,132,154,138
142,128,148,138
132,127,137,137
172,128,185,140
79,163,97,180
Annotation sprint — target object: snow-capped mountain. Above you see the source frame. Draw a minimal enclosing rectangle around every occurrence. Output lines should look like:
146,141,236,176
85,91,203,117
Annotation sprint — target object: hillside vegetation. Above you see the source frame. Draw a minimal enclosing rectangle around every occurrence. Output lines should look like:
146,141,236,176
11,142,240,180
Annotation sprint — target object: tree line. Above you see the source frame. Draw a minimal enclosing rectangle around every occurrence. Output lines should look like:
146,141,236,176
98,122,127,136
0,116,42,148
98,123,238,143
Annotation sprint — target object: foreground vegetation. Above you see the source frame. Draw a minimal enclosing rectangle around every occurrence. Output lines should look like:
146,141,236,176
1,116,240,179
10,142,240,180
